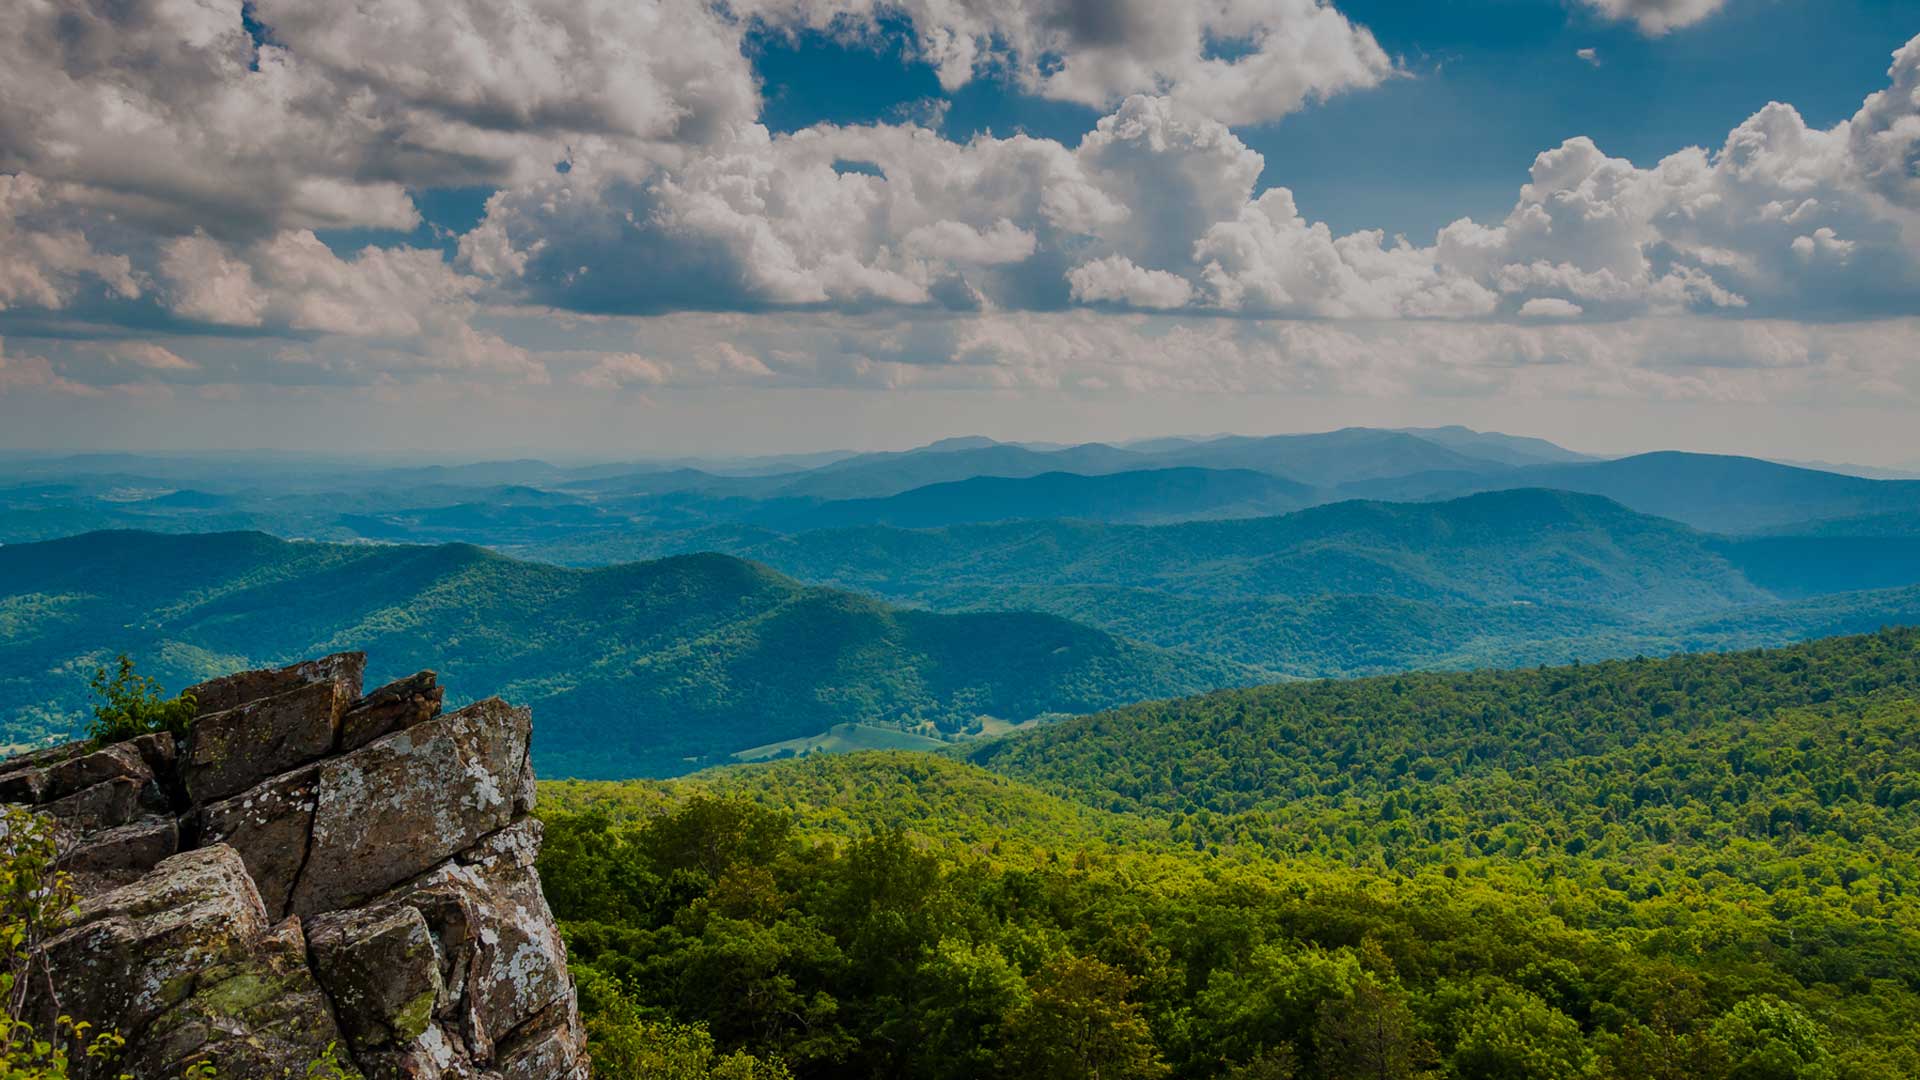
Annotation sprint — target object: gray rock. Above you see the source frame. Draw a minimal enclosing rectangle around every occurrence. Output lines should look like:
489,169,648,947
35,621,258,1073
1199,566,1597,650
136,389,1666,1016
290,699,531,916
342,671,444,752
130,918,354,1080
60,815,179,887
183,679,350,805
186,651,366,717
310,904,446,1059
194,765,321,919
42,741,151,803
31,846,272,1076
43,776,145,831
7,653,587,1080
384,822,574,1061
496,996,591,1080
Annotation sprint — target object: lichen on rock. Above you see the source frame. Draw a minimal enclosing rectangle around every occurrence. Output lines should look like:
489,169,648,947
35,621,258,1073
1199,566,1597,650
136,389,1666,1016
3,653,590,1079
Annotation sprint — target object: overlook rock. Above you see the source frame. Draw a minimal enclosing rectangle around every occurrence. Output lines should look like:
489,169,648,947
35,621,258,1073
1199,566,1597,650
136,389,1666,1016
0,653,589,1080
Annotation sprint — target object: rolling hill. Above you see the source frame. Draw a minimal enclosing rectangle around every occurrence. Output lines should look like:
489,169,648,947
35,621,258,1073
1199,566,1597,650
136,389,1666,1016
515,488,1920,680
546,629,1920,1079
0,531,1253,777
627,489,1778,614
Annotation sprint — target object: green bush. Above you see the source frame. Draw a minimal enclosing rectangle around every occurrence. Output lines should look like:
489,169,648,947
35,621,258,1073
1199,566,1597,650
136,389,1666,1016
85,655,195,745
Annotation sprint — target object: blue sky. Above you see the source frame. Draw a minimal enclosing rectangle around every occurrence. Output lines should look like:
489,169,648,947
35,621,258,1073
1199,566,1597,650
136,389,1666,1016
2,0,1919,461
739,0,1920,237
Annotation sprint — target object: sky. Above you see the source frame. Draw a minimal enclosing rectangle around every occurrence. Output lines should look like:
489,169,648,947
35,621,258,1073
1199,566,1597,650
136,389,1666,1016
2,0,1919,464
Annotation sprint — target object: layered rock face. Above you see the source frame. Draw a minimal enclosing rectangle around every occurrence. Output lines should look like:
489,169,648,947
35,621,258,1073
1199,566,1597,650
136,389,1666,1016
0,654,589,1080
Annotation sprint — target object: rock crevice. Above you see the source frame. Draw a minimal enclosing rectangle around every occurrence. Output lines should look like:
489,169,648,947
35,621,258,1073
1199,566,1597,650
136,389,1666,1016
0,653,589,1080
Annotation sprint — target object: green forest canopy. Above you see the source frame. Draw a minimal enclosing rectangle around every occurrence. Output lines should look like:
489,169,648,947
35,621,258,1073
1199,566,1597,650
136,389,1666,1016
538,628,1920,1079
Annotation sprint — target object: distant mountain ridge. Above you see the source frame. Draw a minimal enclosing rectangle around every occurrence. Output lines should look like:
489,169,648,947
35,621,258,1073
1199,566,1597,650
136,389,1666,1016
1348,451,1920,532
15,430,1919,547
529,487,1920,680
748,468,1317,530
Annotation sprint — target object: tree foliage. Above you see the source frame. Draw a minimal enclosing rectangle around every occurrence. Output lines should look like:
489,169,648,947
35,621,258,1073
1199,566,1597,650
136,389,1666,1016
84,655,195,745
540,630,1920,1079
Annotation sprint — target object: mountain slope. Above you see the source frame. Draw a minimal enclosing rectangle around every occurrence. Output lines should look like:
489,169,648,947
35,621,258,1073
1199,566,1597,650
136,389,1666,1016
546,630,1920,1080
654,489,1774,615
1391,424,1593,465
967,626,1920,832
0,531,1253,777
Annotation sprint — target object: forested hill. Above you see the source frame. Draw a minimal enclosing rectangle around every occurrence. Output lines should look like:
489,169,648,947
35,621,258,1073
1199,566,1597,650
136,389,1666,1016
647,488,1775,613
0,530,1252,777
540,628,1920,1079
968,626,1920,852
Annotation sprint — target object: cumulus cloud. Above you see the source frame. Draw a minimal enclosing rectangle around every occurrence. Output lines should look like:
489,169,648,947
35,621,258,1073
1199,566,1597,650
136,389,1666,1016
5,2,1920,415
1519,298,1585,319
741,0,1394,125
452,37,1920,324
0,0,765,239
1578,0,1727,36
0,337,96,396
0,175,140,311
1068,256,1195,308
1194,188,1498,318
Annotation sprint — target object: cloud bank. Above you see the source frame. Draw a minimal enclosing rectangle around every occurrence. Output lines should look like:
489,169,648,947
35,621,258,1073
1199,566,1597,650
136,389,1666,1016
0,0,1915,434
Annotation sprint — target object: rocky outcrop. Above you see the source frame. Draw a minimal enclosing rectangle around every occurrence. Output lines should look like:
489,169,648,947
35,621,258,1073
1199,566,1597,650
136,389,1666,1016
0,654,589,1080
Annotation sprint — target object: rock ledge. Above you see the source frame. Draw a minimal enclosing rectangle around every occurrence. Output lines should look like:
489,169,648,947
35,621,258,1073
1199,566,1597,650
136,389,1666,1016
0,653,589,1080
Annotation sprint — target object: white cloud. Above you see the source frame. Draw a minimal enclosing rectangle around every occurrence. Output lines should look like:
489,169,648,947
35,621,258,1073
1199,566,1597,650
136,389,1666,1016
5,4,1920,420
1791,227,1855,262
1849,35,1920,211
573,352,669,391
1068,256,1194,309
1578,0,1727,36
1195,188,1498,318
740,0,1394,126
902,219,1037,265
0,0,763,238
1577,48,1600,67
629,308,1917,407
1519,298,1585,319
0,338,97,396
105,342,199,371
462,38,1920,324
0,175,140,311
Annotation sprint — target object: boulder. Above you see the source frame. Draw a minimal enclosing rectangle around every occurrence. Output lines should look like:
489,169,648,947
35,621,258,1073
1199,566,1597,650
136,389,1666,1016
341,671,443,752
43,775,145,831
59,815,179,888
42,740,151,803
31,846,271,1076
4,653,586,1079
183,678,351,804
130,918,353,1080
381,822,575,1060
309,904,446,1060
186,651,365,717
194,765,322,919
290,699,531,916
496,996,591,1080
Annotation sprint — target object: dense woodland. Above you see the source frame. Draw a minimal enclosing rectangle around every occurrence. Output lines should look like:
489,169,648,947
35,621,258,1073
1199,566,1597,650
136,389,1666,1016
539,629,1920,1079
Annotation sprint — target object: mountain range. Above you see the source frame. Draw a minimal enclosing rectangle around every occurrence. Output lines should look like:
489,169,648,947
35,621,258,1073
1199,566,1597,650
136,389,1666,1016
4,426,1918,777
10,430,1919,552
0,531,1249,777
